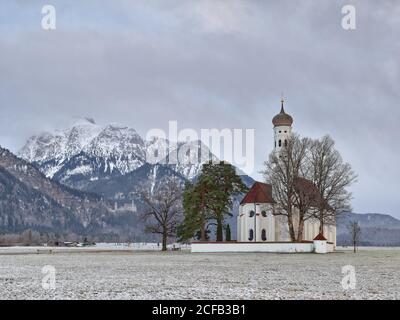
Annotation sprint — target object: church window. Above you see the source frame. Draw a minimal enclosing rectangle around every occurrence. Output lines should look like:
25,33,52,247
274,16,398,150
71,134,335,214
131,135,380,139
249,210,255,218
278,140,282,147
284,130,287,133
248,229,254,241
284,139,288,146
261,210,267,217
279,130,281,133
261,229,267,241
274,141,276,148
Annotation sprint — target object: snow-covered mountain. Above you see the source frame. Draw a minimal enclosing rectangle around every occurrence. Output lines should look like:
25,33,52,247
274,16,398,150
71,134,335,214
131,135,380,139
18,118,251,197
19,119,146,181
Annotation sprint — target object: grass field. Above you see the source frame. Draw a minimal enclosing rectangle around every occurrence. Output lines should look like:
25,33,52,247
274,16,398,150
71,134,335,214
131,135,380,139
0,248,399,299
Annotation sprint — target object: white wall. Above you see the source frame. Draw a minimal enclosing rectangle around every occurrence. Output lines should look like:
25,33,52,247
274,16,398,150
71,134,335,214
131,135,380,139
238,203,274,242
192,242,314,253
238,206,336,245
274,125,292,154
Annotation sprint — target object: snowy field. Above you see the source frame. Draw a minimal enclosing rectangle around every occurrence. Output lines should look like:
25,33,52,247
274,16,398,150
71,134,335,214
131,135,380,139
0,243,189,255
0,248,399,299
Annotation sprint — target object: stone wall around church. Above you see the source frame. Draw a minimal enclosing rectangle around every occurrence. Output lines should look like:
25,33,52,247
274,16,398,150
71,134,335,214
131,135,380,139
191,241,335,253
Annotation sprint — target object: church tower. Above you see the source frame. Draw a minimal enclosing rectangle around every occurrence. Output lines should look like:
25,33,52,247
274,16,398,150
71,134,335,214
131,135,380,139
272,98,293,155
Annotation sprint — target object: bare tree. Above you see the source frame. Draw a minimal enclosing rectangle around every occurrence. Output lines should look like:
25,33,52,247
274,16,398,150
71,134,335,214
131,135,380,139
140,177,183,251
348,221,361,253
263,135,310,241
308,135,357,233
292,177,321,241
263,134,356,242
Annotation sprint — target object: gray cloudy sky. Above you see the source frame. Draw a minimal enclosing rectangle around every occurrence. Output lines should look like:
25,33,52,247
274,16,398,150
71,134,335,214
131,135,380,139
0,0,399,217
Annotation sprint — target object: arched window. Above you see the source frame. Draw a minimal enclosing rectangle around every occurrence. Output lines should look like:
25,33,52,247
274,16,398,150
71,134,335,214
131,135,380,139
261,229,267,241
274,141,276,148
284,139,288,146
248,229,254,241
249,210,255,218
261,210,267,217
278,140,282,147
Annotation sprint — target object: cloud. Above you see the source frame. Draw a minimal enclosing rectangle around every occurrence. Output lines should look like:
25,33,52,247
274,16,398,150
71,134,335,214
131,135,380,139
0,0,399,217
176,0,250,34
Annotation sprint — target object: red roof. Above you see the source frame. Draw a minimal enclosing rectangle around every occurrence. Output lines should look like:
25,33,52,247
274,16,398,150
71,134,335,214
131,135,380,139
240,182,275,205
313,233,327,241
293,177,331,210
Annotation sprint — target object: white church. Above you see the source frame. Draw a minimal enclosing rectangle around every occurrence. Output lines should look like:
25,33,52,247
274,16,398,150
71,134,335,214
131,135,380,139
192,100,336,253
237,100,336,245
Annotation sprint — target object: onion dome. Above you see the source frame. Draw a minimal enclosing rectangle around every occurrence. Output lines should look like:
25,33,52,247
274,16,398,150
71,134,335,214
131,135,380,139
272,99,293,127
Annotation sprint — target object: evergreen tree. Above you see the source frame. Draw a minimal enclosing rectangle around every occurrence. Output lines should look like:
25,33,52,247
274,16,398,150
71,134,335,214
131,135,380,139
202,161,247,241
225,224,231,241
178,180,212,242
178,161,247,242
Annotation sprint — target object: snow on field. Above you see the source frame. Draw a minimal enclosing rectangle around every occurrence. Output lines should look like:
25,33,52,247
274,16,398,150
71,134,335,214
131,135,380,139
337,246,400,251
0,243,189,255
0,249,399,299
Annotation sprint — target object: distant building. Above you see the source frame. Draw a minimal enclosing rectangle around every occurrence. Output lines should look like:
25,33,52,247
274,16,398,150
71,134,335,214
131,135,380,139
113,199,137,213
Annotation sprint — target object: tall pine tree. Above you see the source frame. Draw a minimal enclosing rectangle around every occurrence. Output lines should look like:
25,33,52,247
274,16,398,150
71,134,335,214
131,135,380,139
225,224,232,241
178,161,247,242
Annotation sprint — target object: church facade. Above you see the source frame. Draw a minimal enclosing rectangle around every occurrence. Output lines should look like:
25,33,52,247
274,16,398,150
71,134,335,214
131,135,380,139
236,101,337,246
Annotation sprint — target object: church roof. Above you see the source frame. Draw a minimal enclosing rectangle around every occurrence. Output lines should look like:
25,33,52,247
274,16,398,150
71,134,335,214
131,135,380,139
272,100,293,127
294,177,331,210
313,233,327,241
240,182,275,205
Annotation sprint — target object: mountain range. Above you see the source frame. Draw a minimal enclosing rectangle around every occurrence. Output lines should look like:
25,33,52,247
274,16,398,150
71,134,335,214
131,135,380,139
1,118,251,241
0,118,398,245
0,145,130,238
18,118,240,199
337,212,400,246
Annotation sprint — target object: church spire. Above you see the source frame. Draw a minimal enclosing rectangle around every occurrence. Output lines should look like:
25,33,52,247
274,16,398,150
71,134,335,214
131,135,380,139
280,92,285,113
